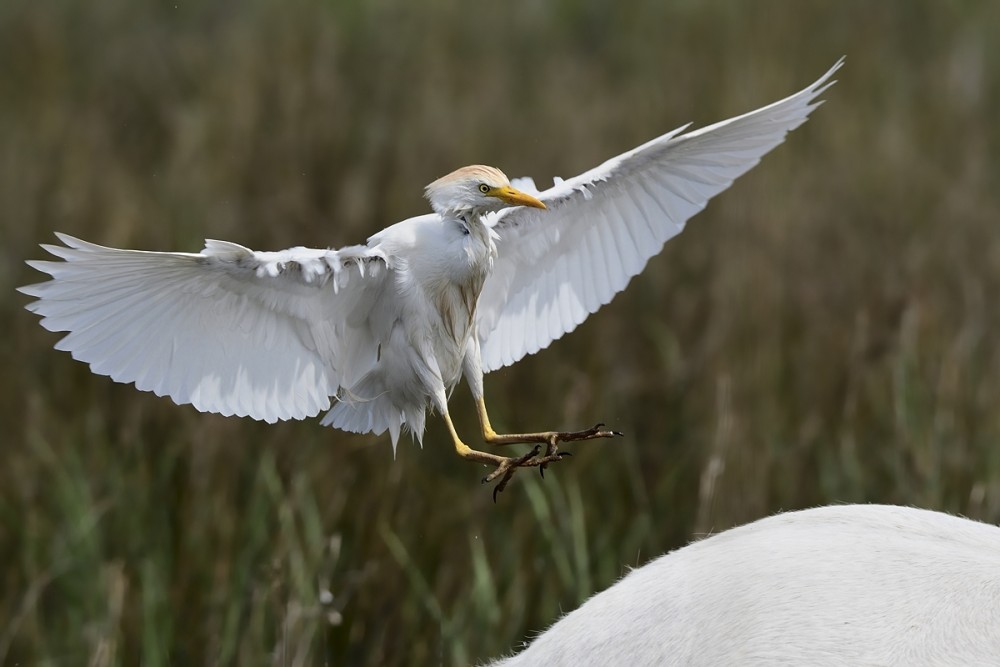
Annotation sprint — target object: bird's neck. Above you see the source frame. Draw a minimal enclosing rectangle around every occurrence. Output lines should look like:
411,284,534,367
454,212,498,275
458,212,496,246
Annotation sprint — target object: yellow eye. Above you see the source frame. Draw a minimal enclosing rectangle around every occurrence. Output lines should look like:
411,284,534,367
478,184,490,194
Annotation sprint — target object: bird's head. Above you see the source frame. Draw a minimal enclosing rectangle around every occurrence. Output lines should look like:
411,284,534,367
424,165,547,217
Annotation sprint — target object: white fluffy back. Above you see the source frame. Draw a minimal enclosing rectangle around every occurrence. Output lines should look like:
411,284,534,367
486,504,1000,666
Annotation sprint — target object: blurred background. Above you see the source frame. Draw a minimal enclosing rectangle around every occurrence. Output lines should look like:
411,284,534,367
2,0,999,664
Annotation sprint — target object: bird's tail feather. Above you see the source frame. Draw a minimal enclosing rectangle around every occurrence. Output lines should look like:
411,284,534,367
321,372,426,453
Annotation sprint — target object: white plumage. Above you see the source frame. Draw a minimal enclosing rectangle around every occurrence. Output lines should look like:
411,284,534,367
478,61,841,371
21,60,842,482
487,504,1000,666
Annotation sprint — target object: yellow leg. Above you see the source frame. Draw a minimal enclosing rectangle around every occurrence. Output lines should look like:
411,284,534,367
442,409,505,467
475,397,622,446
442,408,562,501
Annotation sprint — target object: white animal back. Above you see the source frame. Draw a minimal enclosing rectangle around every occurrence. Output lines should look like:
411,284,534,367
487,504,1000,666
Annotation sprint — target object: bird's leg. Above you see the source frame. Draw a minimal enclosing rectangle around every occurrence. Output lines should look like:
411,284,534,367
474,397,621,481
457,341,607,495
442,409,508,467
476,398,622,447
441,409,561,501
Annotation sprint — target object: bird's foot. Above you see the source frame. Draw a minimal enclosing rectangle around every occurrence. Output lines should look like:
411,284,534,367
549,422,623,443
485,422,623,447
483,440,572,502
480,423,623,501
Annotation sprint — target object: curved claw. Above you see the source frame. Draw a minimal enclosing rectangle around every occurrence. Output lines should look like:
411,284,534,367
486,443,578,500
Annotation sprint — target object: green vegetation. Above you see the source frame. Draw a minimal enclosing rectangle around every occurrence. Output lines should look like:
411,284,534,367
3,1,999,664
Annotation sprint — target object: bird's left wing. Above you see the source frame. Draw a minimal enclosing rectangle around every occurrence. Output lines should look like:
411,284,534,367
20,233,390,422
476,58,842,372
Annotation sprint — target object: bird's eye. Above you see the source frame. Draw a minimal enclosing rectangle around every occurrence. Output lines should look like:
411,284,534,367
478,184,490,194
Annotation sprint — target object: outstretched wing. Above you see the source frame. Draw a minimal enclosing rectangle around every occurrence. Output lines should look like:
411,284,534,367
476,58,843,372
20,233,391,422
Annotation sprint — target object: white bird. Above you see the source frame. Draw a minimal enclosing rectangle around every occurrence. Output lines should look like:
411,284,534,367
21,60,842,495
486,504,1000,666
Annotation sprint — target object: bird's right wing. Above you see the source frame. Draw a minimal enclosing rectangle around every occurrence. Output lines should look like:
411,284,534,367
476,58,842,372
20,233,391,423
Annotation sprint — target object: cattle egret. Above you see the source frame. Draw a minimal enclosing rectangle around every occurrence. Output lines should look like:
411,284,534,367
21,59,842,497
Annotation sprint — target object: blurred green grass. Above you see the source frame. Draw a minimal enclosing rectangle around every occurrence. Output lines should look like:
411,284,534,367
3,0,1000,664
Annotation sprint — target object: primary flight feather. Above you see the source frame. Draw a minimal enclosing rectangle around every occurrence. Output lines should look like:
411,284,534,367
21,59,842,495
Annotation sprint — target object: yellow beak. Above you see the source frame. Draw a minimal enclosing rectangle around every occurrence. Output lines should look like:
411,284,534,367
494,185,547,210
